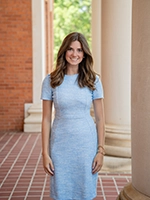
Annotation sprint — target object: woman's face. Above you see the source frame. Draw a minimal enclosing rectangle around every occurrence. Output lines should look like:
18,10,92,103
65,40,84,68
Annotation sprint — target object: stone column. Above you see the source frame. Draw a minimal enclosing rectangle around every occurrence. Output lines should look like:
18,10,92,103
24,0,47,132
101,0,132,171
118,0,150,199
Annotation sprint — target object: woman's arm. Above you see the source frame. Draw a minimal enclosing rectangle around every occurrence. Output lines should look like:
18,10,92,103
41,100,54,175
92,98,105,174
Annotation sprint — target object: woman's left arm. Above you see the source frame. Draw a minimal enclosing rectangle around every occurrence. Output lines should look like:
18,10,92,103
92,98,105,174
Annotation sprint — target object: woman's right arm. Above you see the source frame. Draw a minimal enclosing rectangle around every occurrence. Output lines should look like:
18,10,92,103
41,100,54,175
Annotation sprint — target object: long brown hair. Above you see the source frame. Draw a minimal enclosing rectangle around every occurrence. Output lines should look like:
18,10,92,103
50,32,97,90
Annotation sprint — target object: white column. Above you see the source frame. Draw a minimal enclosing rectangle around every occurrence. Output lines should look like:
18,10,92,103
91,0,101,74
101,0,132,171
24,0,46,132
32,0,46,103
118,1,150,199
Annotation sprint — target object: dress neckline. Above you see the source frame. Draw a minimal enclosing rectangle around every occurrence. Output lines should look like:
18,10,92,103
65,73,78,76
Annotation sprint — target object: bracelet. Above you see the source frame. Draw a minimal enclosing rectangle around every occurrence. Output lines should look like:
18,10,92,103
97,149,105,155
97,145,105,155
97,145,105,151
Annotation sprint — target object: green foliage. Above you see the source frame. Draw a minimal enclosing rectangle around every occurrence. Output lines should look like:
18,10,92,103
54,0,92,61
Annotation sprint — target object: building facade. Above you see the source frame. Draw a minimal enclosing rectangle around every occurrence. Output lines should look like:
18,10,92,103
0,0,53,132
1,0,150,199
0,0,33,131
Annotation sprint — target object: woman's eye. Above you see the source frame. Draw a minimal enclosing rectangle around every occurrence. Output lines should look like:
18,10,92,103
67,48,83,52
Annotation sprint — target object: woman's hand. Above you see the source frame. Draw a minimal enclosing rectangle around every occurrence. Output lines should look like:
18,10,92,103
42,154,54,176
92,153,104,174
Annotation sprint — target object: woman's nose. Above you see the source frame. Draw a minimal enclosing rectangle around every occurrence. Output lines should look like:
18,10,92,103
72,50,77,56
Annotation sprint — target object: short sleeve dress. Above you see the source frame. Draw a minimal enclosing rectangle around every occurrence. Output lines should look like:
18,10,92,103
41,74,104,200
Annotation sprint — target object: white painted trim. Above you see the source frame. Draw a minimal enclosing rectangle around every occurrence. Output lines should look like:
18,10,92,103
91,0,101,74
32,0,46,103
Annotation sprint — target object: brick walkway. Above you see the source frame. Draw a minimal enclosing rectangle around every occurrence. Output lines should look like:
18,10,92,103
0,132,131,200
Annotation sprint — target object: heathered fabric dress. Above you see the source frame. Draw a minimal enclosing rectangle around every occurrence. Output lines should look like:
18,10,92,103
41,74,104,200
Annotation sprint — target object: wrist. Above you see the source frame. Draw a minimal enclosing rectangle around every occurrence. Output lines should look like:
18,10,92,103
97,149,105,155
42,152,49,157
97,145,105,155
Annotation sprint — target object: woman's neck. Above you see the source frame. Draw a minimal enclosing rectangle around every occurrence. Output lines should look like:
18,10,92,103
66,66,78,75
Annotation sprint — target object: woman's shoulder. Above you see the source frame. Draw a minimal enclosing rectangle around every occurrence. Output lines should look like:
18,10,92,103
46,73,51,79
95,74,101,82
95,74,100,79
42,74,52,87
43,74,51,82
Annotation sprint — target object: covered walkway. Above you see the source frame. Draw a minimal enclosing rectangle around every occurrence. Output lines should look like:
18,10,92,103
0,132,131,200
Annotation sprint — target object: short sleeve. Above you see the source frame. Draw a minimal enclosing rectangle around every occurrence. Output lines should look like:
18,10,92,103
41,74,53,100
92,75,104,100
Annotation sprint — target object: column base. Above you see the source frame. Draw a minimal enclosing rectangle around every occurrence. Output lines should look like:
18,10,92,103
102,156,131,172
24,103,42,132
105,124,131,158
91,109,131,172
117,183,150,200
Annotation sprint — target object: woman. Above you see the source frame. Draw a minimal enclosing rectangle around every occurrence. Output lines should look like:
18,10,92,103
41,32,105,200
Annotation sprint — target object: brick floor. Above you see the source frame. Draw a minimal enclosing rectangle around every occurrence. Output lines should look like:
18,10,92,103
0,132,131,200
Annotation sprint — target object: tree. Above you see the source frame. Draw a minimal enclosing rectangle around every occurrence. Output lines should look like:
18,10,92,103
54,0,92,61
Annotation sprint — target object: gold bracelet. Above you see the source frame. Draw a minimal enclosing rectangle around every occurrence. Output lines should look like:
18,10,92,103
97,145,105,151
97,145,105,155
97,149,105,155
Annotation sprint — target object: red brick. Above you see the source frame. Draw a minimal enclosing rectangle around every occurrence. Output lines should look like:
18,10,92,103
0,0,32,131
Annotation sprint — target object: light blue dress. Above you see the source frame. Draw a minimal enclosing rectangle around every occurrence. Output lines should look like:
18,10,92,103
41,74,104,200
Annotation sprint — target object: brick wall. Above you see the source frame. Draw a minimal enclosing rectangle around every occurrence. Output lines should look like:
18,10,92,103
0,0,32,132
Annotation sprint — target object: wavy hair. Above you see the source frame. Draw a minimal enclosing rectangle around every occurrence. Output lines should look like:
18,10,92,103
50,32,97,90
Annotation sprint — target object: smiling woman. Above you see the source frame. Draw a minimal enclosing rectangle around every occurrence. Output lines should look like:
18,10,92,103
41,32,105,200
65,41,84,70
